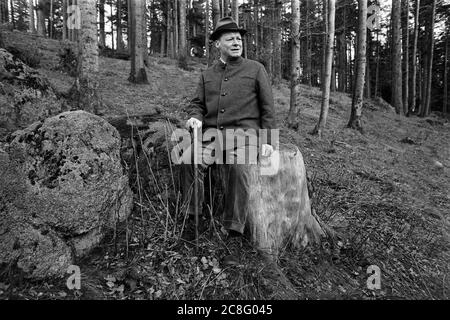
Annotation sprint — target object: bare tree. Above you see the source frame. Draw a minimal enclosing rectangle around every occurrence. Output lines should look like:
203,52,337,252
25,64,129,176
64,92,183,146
128,0,149,84
313,0,336,136
444,24,449,114
287,0,300,129
402,0,409,114
36,0,46,36
391,0,403,114
29,0,36,34
422,0,436,117
410,0,420,113
232,0,238,24
179,0,187,60
69,0,102,114
99,0,106,48
348,0,367,131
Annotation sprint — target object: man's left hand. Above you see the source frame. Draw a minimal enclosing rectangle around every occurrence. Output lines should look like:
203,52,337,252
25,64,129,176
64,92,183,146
261,144,274,157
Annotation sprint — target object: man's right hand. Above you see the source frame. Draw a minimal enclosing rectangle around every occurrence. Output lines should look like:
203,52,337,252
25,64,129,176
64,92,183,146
185,117,202,130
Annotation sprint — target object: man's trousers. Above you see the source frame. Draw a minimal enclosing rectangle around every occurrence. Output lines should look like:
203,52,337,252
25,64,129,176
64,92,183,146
179,141,257,234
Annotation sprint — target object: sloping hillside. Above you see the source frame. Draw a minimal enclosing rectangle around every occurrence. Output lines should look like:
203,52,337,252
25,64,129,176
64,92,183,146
1,31,449,300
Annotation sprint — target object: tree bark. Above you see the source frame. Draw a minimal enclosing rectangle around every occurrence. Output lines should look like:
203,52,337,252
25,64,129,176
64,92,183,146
117,0,125,52
305,0,312,86
205,0,210,60
422,0,436,117
69,0,102,114
287,0,300,129
179,0,187,59
128,0,149,84
99,0,106,48
348,0,367,131
29,0,36,34
174,0,179,57
9,0,14,29
410,0,420,113
231,0,238,24
272,0,282,84
391,0,403,114
36,0,46,36
444,27,449,114
0,0,8,24
401,0,409,114
313,0,335,136
62,0,67,40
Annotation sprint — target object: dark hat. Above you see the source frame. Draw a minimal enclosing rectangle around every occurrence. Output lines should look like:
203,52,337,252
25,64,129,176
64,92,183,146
210,17,247,41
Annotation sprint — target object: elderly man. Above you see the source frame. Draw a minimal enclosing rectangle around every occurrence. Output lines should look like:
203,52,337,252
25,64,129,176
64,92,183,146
181,17,276,264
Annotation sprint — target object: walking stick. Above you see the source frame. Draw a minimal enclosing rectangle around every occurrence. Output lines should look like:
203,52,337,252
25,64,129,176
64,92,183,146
193,126,199,250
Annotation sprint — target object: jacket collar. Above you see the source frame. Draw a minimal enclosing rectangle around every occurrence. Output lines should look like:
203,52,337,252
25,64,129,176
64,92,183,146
217,56,244,69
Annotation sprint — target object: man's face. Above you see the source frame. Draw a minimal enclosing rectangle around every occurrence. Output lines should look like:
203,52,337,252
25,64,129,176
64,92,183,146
216,32,243,60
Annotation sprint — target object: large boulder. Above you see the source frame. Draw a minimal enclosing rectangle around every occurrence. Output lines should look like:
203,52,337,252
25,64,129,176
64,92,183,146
0,111,133,279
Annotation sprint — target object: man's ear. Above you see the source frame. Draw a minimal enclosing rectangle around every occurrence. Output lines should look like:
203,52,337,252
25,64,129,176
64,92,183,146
214,40,220,49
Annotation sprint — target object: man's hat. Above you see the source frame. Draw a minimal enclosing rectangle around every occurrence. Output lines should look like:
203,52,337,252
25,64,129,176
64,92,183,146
210,17,247,41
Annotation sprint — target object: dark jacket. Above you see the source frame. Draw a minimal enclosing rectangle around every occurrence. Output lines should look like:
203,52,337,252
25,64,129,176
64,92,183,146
188,56,276,146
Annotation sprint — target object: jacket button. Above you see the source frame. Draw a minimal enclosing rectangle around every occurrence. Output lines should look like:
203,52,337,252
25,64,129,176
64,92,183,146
224,78,229,81
221,92,227,96
219,126,224,130
221,109,225,113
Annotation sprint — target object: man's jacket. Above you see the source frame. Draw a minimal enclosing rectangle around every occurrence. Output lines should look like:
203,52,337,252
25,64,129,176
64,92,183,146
188,56,276,147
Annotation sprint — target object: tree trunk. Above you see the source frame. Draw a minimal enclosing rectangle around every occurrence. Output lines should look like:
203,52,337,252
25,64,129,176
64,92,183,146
29,0,36,34
209,0,220,65
401,0,409,114
305,0,312,86
422,0,436,117
410,0,420,113
313,0,335,136
117,0,125,52
69,0,102,114
321,0,328,87
444,28,449,114
254,0,259,58
223,0,229,16
36,0,46,36
62,0,67,40
0,0,8,24
348,0,367,132
287,0,300,129
99,0,106,48
9,0,14,29
174,0,179,57
391,0,403,114
375,29,380,97
272,0,282,84
179,0,186,59
205,0,210,60
231,0,238,24
128,0,149,84
365,30,371,98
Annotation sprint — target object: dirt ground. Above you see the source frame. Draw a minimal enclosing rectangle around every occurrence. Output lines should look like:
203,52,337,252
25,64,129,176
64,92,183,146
0,34,449,300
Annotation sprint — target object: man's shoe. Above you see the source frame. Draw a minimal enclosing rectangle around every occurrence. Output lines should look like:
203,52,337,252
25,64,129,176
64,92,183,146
222,231,243,266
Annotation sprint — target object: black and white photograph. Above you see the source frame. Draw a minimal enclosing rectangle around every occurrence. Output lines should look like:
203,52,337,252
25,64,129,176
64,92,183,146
0,0,448,305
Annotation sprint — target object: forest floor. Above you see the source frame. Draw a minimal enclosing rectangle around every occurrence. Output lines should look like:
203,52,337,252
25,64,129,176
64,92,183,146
1,31,449,300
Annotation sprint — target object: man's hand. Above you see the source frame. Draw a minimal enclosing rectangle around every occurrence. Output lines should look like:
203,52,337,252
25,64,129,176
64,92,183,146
261,144,274,157
185,117,202,130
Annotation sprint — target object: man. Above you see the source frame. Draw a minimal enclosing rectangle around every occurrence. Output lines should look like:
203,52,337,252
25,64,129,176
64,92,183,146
181,17,276,265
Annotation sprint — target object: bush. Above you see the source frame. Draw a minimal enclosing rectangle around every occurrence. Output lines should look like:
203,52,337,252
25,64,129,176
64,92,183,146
6,46,41,68
57,43,78,76
177,54,193,71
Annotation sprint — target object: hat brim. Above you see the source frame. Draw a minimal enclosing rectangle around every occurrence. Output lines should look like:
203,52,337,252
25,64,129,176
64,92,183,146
210,28,247,41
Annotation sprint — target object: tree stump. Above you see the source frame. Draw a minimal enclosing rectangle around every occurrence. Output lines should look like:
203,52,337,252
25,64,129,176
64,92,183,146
245,143,325,257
